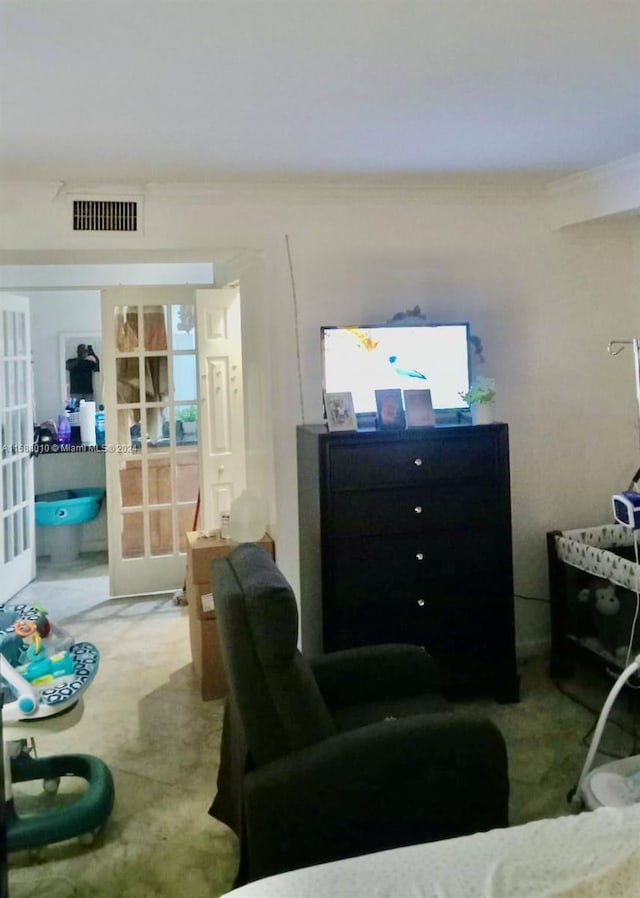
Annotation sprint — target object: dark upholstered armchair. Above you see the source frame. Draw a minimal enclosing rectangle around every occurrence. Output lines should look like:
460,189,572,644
209,543,509,885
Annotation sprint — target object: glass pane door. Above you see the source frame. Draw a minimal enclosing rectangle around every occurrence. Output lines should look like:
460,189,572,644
103,288,200,597
0,295,35,602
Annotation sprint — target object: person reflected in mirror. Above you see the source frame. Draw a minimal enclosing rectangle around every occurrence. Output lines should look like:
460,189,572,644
66,343,99,400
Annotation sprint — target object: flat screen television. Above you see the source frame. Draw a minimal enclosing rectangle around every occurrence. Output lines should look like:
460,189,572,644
321,322,471,426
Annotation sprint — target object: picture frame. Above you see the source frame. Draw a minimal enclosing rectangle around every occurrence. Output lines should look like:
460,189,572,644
375,388,406,430
324,391,357,432
404,389,435,427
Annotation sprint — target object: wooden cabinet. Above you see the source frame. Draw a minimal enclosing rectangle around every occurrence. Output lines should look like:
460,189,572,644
297,423,519,702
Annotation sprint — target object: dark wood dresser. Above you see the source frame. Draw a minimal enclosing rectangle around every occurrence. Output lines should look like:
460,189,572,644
297,423,520,702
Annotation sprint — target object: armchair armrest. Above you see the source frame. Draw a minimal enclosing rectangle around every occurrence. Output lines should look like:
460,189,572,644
309,643,441,708
243,712,508,881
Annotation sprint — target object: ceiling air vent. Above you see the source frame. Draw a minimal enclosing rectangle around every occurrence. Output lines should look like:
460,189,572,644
73,199,138,232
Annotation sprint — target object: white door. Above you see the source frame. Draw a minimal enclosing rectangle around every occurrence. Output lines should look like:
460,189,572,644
102,286,246,597
196,287,246,531
0,293,35,602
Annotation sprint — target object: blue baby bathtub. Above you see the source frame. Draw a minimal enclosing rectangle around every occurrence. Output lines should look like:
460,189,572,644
35,487,105,527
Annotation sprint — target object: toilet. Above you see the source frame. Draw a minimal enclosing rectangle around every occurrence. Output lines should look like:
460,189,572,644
35,488,105,565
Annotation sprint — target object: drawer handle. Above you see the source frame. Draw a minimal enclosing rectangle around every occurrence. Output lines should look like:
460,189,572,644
416,552,424,561
414,458,423,466
417,598,426,607
414,505,423,514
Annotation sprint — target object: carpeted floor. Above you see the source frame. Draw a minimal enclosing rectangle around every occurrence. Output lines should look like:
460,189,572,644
5,555,638,897
470,656,637,826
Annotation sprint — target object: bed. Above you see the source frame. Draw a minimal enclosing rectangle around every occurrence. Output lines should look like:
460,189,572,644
222,803,640,898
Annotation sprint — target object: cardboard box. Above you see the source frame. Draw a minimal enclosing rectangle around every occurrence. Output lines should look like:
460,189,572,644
185,531,275,700
187,581,216,621
188,606,227,701
186,531,275,586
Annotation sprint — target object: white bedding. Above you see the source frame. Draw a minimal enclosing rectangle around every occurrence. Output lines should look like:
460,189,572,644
223,804,640,898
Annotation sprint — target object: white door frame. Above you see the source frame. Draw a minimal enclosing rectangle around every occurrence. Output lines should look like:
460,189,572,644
0,250,270,589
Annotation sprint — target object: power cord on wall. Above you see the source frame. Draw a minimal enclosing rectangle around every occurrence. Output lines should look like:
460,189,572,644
515,592,550,604
285,233,306,425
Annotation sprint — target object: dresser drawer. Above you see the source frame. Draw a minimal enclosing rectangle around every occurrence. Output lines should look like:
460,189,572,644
329,482,499,535
330,529,502,583
328,557,500,614
323,578,502,652
329,434,496,489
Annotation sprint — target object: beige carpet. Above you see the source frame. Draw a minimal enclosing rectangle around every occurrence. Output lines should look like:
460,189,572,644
6,558,637,897
476,658,634,826
7,561,238,898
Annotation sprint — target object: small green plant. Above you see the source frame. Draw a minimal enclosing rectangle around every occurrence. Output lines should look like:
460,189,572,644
459,377,495,405
176,405,198,423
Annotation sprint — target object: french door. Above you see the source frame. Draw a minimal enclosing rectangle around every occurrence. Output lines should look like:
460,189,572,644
101,286,245,597
0,293,35,602
196,287,246,532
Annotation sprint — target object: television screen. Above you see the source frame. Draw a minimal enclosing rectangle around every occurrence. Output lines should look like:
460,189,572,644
321,323,471,422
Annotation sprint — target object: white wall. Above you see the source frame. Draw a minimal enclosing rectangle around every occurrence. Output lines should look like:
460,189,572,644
2,181,639,652
0,262,214,290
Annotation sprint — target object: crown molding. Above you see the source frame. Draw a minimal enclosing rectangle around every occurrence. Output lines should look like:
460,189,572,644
548,153,640,194
547,154,640,229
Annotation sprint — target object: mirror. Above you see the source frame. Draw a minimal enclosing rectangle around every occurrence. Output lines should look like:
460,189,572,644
59,332,103,405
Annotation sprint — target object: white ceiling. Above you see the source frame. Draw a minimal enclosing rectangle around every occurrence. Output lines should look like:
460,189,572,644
1,0,639,184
